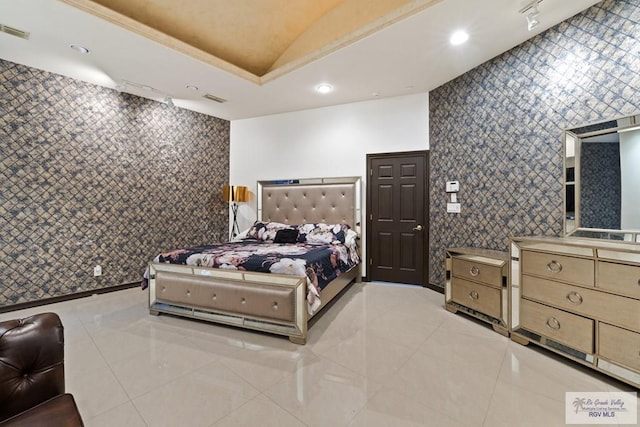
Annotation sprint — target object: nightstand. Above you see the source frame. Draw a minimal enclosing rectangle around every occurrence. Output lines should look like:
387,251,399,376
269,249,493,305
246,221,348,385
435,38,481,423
445,247,509,336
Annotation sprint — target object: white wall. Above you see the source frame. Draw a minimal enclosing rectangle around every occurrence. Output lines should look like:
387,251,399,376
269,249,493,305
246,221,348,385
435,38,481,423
620,128,640,230
230,93,429,274
230,93,429,231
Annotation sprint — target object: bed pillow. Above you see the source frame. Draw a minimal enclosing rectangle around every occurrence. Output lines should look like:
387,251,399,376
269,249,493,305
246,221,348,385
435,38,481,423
274,228,299,244
297,223,351,244
245,221,297,241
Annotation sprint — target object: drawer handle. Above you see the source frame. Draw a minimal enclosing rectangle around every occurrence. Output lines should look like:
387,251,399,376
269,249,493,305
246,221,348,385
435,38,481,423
469,266,480,277
546,317,561,331
469,290,479,300
546,260,563,274
566,291,583,305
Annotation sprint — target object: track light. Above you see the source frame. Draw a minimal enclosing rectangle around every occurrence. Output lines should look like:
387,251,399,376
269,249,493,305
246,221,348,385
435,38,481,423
527,6,540,31
519,0,542,32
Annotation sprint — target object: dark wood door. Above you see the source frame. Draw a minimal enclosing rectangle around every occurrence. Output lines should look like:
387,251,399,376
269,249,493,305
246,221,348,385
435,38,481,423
367,151,428,285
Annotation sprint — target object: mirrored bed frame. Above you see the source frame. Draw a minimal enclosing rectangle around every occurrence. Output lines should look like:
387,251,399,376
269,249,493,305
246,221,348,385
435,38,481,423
147,176,362,344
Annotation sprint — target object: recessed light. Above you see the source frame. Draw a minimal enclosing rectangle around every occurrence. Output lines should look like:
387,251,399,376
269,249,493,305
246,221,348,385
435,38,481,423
186,85,199,91
315,83,333,94
69,44,90,54
449,30,469,46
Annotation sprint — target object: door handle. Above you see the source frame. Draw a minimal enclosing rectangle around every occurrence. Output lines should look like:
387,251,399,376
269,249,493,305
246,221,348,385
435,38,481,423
413,225,423,231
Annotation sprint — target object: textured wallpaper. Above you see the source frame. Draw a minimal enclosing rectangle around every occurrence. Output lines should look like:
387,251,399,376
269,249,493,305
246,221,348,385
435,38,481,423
0,60,230,306
580,142,621,229
429,0,640,286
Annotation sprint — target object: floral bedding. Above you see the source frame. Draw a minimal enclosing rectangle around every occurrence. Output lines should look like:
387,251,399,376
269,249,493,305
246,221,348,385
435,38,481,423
142,222,360,313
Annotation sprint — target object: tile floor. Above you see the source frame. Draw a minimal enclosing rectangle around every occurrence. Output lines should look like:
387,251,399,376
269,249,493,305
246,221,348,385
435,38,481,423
1,282,637,426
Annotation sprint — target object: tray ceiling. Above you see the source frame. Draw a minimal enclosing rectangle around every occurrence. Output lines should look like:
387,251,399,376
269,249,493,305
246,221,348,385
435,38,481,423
0,0,603,120
62,0,440,82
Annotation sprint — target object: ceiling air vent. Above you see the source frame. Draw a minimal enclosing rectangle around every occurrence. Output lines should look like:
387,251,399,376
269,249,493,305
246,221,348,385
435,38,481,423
202,93,227,103
0,24,30,40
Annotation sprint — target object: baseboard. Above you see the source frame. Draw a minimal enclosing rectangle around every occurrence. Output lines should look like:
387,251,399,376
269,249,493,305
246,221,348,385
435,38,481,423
362,276,443,293
0,282,140,314
425,282,444,293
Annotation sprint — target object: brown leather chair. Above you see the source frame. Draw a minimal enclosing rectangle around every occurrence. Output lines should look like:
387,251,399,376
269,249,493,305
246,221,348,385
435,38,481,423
0,312,83,426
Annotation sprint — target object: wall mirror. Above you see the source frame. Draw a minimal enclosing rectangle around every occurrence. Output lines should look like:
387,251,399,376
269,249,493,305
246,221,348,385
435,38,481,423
564,113,640,242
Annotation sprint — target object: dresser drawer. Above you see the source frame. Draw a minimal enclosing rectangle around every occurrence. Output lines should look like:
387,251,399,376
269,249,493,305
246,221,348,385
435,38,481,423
598,323,640,373
598,261,640,299
452,257,503,288
522,275,640,331
451,277,501,318
520,299,594,354
521,250,594,286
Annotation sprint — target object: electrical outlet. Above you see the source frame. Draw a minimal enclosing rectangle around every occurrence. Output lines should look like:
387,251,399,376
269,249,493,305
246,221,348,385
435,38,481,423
93,265,102,277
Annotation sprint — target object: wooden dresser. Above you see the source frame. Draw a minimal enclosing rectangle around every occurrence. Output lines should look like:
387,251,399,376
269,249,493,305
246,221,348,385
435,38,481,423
510,236,640,388
445,247,509,336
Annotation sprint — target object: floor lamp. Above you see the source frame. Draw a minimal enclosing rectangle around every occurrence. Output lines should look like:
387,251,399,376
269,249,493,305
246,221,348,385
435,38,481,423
222,185,249,240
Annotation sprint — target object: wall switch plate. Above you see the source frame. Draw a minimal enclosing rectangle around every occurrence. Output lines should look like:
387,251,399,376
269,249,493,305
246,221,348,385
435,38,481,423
93,265,102,277
446,181,459,192
447,203,461,213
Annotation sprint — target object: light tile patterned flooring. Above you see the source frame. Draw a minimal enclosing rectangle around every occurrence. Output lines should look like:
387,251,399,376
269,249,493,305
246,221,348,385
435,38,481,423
1,282,637,426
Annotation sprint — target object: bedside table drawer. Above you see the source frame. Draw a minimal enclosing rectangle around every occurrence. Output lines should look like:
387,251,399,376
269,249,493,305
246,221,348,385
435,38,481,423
452,257,503,288
598,323,640,373
451,277,501,318
521,250,594,286
520,299,594,354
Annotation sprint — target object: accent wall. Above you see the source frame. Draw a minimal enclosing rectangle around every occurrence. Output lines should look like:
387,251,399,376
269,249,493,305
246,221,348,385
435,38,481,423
0,59,230,306
428,0,640,286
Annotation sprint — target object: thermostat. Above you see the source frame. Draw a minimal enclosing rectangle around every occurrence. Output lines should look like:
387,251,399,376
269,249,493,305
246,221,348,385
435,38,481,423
446,181,459,193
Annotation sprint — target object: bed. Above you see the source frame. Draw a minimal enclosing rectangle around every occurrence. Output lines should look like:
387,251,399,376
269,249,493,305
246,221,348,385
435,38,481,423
146,177,362,344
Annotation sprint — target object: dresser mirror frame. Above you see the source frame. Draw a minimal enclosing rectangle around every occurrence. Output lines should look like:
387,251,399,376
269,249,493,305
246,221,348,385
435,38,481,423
564,113,640,242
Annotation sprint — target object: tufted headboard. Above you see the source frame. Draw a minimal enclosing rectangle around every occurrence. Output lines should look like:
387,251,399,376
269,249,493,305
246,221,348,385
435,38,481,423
257,177,361,228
